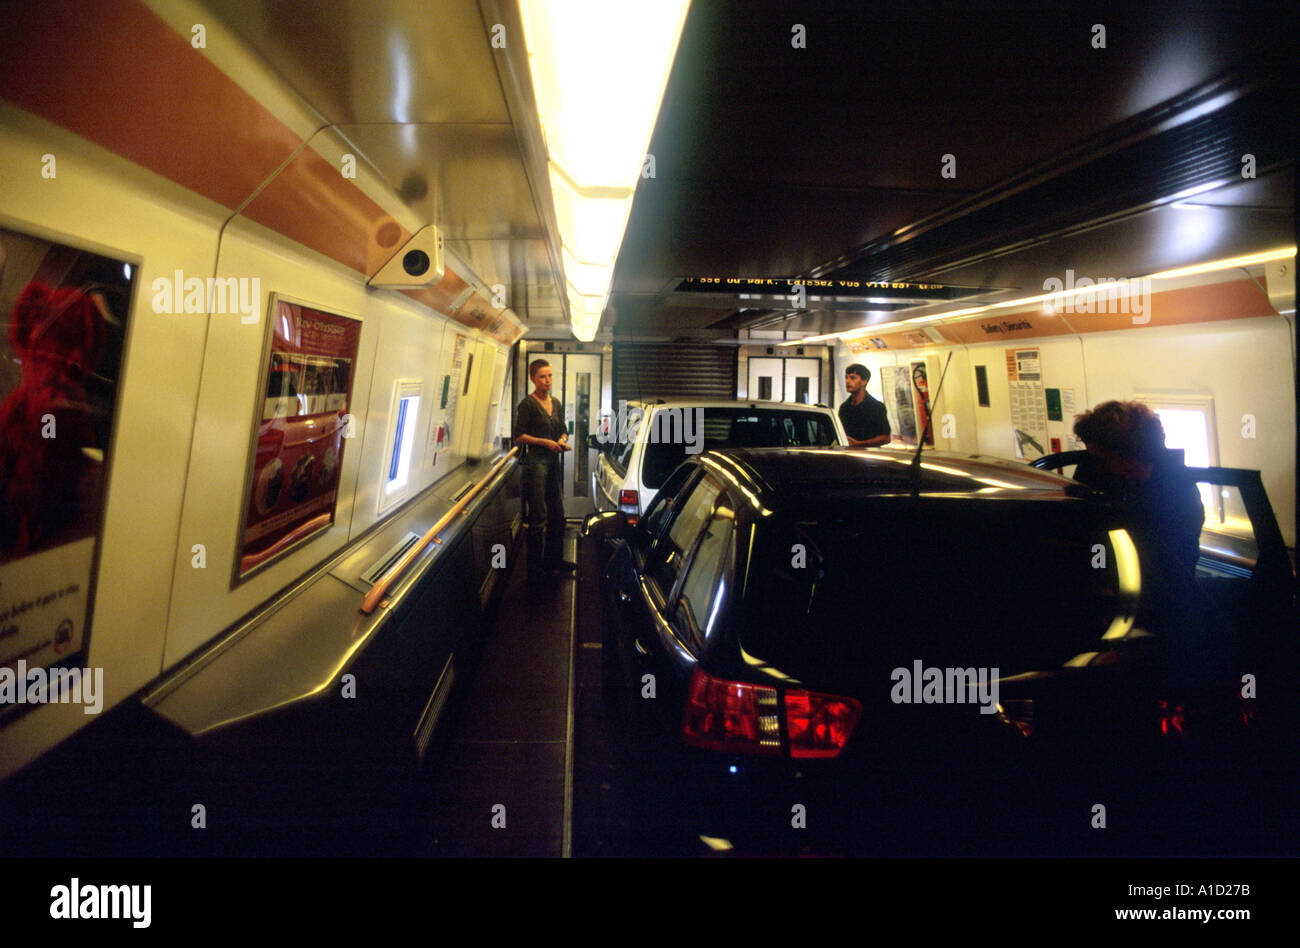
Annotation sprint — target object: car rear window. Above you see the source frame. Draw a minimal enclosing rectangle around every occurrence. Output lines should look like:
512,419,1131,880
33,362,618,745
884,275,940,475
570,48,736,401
740,498,1128,681
642,407,838,489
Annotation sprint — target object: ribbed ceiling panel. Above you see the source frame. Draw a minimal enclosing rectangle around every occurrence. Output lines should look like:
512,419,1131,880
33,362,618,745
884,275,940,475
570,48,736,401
827,81,1293,282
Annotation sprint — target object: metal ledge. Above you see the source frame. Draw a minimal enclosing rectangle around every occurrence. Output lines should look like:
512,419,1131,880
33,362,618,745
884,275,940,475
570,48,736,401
144,454,517,737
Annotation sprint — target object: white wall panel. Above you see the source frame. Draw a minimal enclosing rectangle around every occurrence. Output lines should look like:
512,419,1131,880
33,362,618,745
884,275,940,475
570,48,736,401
350,296,459,537
163,217,378,666
839,313,1295,546
1079,317,1295,545
964,336,1088,459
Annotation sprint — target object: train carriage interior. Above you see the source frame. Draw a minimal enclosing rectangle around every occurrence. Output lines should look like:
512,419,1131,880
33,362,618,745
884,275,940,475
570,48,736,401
0,0,1296,880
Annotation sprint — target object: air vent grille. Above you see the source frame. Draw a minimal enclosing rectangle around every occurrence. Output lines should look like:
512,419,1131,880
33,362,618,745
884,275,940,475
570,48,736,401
361,531,422,586
613,343,738,403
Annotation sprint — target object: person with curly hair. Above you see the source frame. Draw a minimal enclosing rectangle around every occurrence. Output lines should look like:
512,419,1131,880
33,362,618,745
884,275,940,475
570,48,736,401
1072,400,1206,639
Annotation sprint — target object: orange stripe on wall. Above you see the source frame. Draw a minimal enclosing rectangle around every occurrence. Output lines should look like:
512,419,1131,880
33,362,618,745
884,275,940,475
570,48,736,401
940,311,1075,345
403,272,471,318
853,278,1280,350
1060,277,1277,333
0,0,519,334
0,0,300,211
242,144,410,276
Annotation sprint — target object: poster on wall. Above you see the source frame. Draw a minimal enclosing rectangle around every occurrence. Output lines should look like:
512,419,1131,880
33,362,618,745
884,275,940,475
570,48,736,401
236,296,361,581
428,330,468,471
0,227,135,720
1006,346,1049,460
881,365,918,444
910,360,935,446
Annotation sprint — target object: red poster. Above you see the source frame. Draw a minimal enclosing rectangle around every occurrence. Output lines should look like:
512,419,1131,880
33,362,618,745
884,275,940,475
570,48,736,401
911,360,934,446
0,227,134,714
237,297,361,579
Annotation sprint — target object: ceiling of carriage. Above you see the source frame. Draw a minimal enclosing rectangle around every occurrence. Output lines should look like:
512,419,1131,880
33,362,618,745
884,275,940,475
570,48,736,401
200,0,570,331
199,0,1295,342
609,0,1295,340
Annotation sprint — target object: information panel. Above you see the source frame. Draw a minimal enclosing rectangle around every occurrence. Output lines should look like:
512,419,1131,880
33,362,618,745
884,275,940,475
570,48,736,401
1006,346,1049,460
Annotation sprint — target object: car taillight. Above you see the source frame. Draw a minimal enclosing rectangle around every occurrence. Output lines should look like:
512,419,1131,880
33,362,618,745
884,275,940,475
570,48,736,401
785,689,863,758
1157,698,1186,738
618,489,639,523
682,668,781,755
681,668,861,758
1238,694,1258,730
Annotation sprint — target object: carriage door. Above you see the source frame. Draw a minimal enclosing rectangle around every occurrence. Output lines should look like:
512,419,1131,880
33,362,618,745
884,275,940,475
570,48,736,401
560,352,603,517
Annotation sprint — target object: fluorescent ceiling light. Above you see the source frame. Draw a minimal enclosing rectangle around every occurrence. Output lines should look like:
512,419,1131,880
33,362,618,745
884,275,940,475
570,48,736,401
1146,246,1295,281
522,0,691,340
522,0,690,187
568,287,606,342
562,248,614,298
549,166,633,266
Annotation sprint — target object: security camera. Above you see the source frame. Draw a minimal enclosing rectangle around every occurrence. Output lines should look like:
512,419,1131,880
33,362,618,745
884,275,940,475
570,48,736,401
368,225,444,287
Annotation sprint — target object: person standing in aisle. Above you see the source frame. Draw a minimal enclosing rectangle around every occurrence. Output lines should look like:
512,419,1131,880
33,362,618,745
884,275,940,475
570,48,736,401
839,363,892,447
514,359,574,584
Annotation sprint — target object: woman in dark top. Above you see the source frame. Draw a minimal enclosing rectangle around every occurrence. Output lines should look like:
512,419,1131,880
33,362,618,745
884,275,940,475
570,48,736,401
513,359,573,583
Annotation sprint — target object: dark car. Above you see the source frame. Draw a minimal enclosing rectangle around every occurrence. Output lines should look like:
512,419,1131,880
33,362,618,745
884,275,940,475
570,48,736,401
583,447,1155,854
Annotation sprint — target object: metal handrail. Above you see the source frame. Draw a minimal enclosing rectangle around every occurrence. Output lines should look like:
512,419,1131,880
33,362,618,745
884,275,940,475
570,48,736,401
360,447,519,614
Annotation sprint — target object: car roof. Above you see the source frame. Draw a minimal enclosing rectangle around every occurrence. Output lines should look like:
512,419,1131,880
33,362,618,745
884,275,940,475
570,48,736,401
696,446,1094,506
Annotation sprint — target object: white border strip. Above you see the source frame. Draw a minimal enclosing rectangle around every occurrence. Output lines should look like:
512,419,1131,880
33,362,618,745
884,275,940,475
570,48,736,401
561,532,578,858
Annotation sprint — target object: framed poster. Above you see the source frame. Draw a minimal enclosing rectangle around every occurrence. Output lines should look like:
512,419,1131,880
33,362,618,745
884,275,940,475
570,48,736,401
911,360,934,446
0,227,135,722
235,295,361,581
881,364,918,445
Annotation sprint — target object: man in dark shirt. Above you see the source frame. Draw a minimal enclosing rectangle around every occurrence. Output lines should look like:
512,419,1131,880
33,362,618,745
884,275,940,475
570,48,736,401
838,364,891,447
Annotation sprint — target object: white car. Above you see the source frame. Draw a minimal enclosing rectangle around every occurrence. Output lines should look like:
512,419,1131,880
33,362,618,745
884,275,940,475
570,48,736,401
589,399,848,519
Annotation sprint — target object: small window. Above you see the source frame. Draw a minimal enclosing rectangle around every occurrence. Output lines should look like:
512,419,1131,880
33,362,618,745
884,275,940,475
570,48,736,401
1139,394,1219,520
640,465,698,548
676,506,735,644
1138,395,1217,467
1195,481,1259,566
380,380,423,513
609,411,638,474
648,475,722,598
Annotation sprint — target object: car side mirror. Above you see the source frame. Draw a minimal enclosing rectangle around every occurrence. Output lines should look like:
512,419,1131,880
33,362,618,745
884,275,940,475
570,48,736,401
580,509,630,542
585,433,604,452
